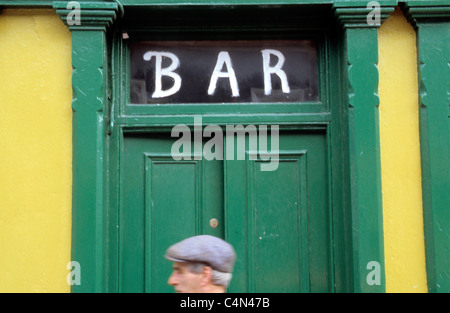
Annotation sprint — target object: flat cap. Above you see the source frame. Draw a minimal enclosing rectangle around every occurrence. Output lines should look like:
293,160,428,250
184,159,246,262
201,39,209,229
165,235,236,273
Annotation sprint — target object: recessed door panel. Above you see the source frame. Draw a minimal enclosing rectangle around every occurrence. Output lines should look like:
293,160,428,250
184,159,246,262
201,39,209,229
121,133,223,292
226,130,330,292
250,154,309,292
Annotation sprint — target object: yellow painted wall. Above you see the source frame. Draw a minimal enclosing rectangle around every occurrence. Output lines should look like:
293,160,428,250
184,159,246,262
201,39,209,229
0,9,72,292
379,8,428,292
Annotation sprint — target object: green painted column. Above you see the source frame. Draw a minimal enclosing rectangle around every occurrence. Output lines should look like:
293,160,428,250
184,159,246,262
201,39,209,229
334,4,395,293
406,3,450,293
54,1,119,293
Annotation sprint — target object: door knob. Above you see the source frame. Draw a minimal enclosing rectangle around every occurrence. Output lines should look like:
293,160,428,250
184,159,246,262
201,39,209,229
209,218,219,228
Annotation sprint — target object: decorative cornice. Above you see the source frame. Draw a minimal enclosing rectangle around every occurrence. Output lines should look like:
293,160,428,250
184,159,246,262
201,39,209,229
334,5,395,28
404,4,450,27
53,1,119,31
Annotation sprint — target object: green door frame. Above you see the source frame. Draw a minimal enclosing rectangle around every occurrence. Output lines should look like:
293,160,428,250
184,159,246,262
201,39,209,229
2,0,447,293
65,0,387,293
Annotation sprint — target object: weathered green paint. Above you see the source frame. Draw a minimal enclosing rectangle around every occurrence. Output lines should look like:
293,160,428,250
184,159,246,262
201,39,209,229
70,30,108,293
54,1,118,31
60,1,383,293
112,3,390,292
115,6,339,291
120,133,224,292
54,1,119,293
3,0,445,293
335,5,395,292
327,28,354,292
119,130,331,293
406,4,450,293
225,130,330,292
345,27,385,293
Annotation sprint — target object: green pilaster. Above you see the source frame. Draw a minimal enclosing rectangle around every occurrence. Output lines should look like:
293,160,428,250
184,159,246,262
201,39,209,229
334,4,395,293
406,3,450,293
54,1,119,293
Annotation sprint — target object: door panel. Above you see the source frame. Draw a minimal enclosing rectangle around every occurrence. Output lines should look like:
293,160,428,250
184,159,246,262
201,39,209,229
226,130,330,292
121,133,223,292
250,153,309,292
144,156,199,293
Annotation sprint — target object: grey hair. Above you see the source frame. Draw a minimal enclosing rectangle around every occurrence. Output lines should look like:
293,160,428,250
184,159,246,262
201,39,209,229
187,262,233,288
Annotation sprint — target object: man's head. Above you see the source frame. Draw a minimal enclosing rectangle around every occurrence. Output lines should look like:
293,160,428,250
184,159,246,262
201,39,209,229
165,235,236,293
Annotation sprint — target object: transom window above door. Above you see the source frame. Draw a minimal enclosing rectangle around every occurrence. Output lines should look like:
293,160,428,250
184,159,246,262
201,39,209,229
129,40,318,104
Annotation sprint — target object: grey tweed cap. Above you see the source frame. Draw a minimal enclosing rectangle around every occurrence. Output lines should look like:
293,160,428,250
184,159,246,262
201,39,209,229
165,235,236,273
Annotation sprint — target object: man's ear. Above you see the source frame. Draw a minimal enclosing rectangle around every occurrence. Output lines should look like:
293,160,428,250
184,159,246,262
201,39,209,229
200,266,213,286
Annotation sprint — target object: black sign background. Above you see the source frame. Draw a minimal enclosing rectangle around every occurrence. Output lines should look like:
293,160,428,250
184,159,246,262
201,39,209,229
130,40,318,104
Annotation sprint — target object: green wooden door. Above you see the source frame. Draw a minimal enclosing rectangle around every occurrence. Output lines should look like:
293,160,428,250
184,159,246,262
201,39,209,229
121,128,330,292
